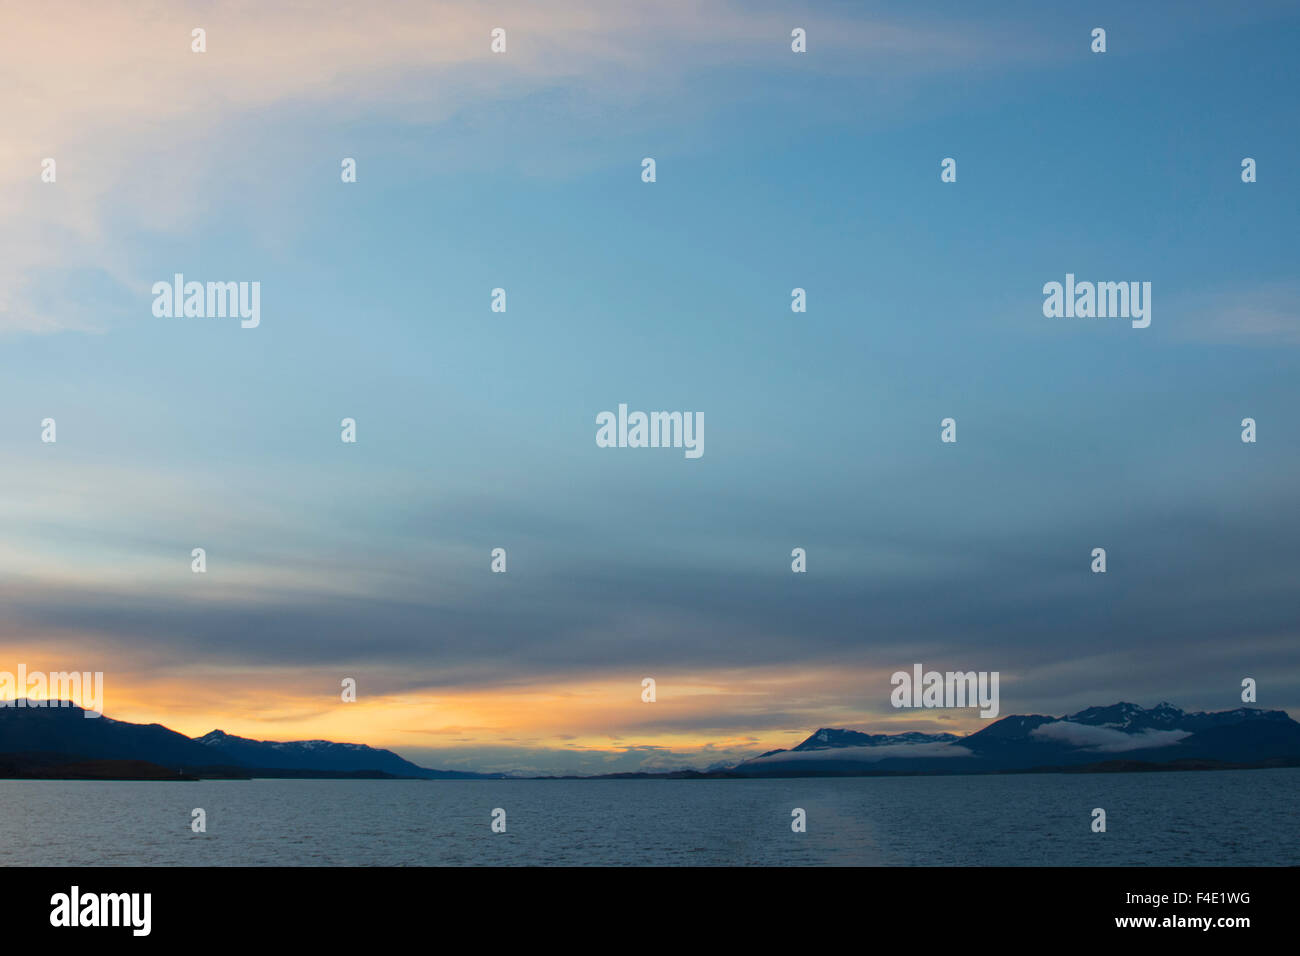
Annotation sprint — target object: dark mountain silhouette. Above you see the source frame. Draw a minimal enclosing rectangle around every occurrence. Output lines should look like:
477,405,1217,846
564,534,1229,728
0,703,216,766
194,729,487,778
755,727,960,758
0,701,497,779
733,702,1300,776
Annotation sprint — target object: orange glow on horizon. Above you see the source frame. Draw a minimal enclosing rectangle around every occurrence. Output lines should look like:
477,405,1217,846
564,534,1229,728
0,646,990,759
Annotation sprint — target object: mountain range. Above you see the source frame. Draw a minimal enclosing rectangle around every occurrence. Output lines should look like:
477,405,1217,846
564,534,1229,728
0,702,496,779
2,699,1297,779
731,702,1300,776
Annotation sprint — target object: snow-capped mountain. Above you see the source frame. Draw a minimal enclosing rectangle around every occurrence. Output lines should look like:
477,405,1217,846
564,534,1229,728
1064,701,1287,733
733,702,1300,776
754,727,960,758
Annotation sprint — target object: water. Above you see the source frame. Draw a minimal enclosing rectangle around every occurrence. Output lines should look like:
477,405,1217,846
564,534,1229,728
1,769,1295,866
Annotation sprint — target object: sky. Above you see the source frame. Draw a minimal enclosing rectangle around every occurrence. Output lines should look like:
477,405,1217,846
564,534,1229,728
1,0,1297,775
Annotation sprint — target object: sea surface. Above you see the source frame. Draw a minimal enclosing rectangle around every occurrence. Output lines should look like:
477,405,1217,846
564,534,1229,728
1,769,1296,866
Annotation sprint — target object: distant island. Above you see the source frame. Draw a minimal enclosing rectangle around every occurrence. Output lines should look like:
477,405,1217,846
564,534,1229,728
2,699,1298,780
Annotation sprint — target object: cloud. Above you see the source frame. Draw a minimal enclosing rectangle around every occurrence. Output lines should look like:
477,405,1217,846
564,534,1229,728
0,0,1026,332
1030,721,1191,753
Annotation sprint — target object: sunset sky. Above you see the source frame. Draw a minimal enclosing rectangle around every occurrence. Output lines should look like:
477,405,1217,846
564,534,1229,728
2,1,1298,775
